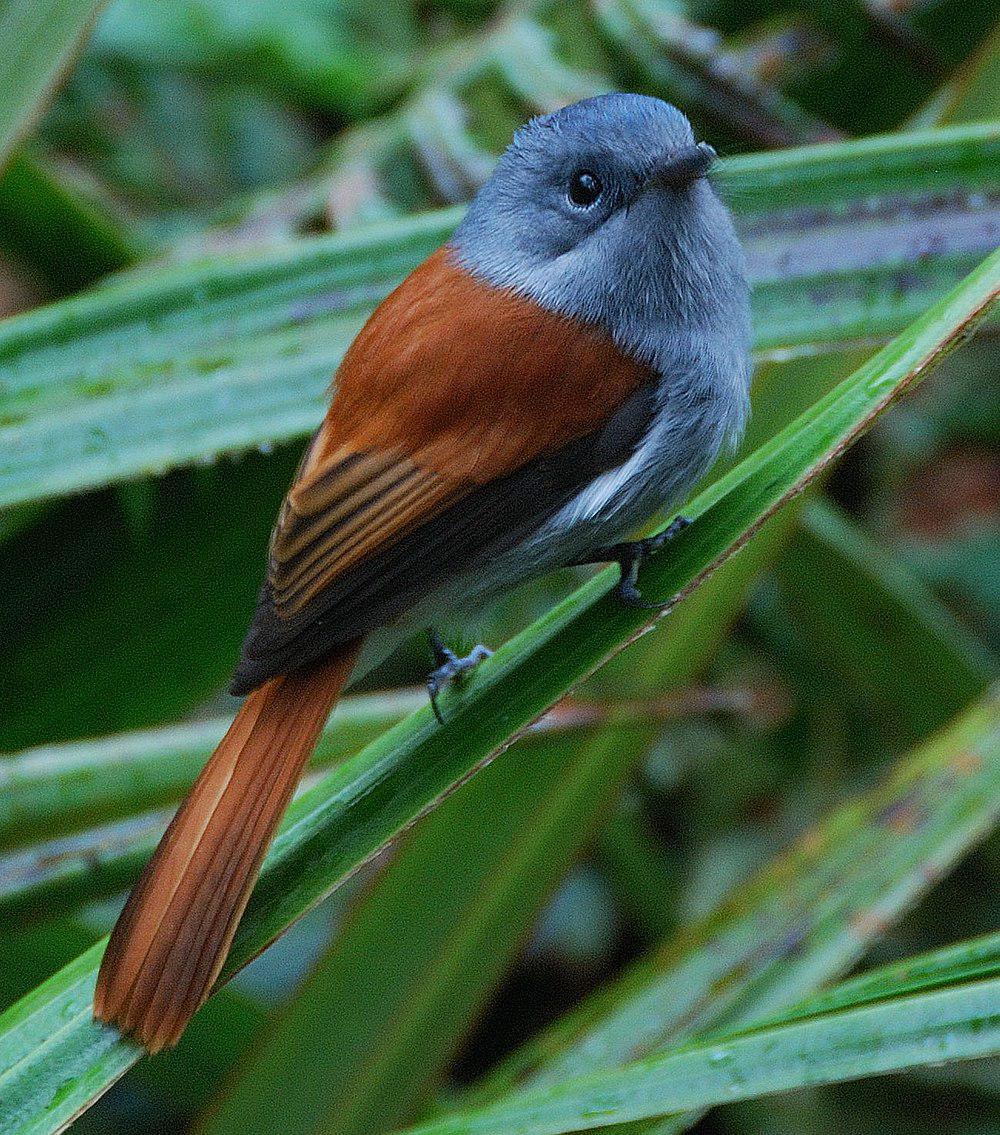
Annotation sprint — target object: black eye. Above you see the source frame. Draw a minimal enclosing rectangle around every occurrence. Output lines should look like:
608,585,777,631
568,169,602,208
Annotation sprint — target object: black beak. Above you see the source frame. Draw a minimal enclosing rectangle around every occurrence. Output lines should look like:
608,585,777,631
647,142,716,189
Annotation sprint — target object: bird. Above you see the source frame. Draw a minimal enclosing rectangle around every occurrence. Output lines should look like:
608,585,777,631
93,92,752,1052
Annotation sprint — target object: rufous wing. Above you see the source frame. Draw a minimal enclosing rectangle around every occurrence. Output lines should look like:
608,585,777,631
232,246,655,693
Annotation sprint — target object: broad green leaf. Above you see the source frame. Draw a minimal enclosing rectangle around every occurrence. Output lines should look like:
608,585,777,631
774,500,996,743
451,692,1000,1131
0,208,454,511
198,505,796,1135
399,941,1000,1135
0,247,996,1135
0,124,997,509
0,0,107,172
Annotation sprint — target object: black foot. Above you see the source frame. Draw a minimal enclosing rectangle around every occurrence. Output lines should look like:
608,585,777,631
579,515,691,609
426,631,493,724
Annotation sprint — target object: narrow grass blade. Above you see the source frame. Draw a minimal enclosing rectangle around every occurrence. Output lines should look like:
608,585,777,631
400,947,1000,1135
0,0,107,172
0,125,997,508
757,929,1000,1028
450,693,1000,1125
0,208,456,510
0,248,996,1135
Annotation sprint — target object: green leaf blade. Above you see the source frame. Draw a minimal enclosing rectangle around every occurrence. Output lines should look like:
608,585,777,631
473,690,1000,1105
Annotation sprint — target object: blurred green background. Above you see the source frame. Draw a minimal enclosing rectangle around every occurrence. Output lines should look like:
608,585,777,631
0,1,998,1133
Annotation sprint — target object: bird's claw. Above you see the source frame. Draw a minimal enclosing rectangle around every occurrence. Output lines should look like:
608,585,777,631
600,515,691,610
426,631,493,724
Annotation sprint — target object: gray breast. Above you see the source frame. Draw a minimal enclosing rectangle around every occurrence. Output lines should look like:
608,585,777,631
528,326,750,558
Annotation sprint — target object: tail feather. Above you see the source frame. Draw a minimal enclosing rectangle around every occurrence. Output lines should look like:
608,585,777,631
94,641,361,1052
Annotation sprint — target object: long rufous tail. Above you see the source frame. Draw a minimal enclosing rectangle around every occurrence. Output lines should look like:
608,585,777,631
94,640,362,1052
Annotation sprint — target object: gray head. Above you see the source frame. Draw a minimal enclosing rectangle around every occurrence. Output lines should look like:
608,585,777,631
452,94,751,433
